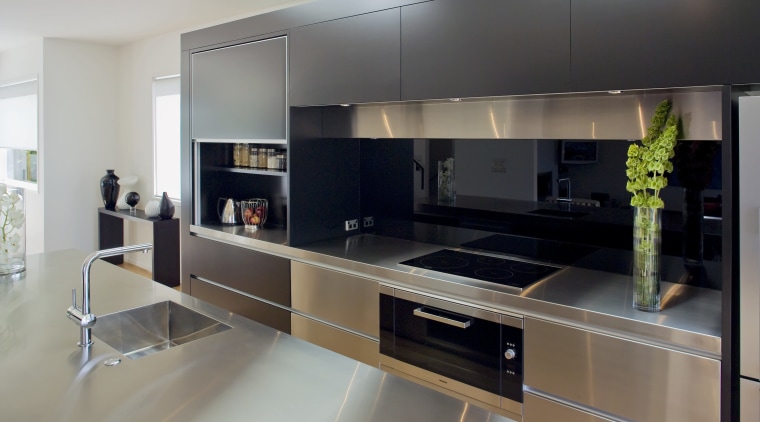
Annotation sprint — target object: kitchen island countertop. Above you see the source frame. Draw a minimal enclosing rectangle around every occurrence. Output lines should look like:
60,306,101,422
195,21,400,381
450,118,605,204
0,250,514,422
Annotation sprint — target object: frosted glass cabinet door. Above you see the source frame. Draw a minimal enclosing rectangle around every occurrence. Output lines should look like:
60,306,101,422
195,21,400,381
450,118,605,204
191,36,287,141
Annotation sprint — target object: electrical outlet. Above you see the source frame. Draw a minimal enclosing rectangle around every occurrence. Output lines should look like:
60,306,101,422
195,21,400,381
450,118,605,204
363,216,374,228
345,219,359,231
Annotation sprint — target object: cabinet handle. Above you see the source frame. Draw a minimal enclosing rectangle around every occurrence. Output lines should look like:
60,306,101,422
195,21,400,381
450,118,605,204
413,306,472,329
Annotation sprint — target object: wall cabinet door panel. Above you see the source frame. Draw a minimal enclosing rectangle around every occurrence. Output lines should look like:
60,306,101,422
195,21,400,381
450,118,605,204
571,0,760,91
401,0,571,100
289,8,400,106
191,36,286,140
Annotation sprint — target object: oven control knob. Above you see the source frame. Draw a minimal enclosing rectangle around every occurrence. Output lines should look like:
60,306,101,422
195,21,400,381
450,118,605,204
504,349,517,360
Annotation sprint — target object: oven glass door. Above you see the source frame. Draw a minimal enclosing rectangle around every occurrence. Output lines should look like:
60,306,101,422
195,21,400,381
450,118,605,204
384,294,502,395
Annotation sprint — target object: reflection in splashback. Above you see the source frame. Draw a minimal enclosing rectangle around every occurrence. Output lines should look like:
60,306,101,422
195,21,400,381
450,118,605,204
423,138,722,213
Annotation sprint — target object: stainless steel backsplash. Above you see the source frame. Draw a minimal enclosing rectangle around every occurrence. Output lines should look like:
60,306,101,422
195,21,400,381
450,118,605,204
321,86,723,141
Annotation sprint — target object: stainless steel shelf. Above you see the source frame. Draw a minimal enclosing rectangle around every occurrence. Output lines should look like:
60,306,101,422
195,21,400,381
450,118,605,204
206,166,287,176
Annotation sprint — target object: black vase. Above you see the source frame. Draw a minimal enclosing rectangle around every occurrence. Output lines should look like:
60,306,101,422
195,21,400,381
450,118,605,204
100,170,120,210
158,192,175,220
125,192,140,207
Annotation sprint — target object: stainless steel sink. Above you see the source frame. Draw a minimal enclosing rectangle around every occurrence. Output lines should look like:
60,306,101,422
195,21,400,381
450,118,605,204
93,301,232,359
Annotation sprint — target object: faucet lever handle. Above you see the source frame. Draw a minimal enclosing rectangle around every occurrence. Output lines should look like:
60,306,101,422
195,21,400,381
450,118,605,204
71,288,77,309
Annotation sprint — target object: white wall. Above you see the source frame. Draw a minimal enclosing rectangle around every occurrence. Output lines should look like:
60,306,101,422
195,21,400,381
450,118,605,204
42,39,120,253
117,32,182,269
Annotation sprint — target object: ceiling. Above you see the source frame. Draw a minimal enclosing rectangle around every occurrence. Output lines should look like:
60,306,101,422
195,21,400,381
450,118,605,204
0,0,309,53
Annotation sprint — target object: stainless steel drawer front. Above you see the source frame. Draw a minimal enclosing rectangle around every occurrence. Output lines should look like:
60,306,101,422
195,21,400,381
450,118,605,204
524,393,614,422
524,318,720,422
291,261,378,338
291,314,379,367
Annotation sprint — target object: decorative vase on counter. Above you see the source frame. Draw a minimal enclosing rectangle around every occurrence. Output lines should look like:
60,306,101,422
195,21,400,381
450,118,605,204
158,192,175,220
145,200,160,218
625,99,677,313
125,192,140,214
115,175,138,210
100,170,120,211
632,206,661,312
0,185,25,274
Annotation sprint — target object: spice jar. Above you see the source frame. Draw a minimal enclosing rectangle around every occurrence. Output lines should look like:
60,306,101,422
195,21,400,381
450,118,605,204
267,148,277,169
258,146,268,169
248,145,258,168
232,143,242,167
239,144,250,167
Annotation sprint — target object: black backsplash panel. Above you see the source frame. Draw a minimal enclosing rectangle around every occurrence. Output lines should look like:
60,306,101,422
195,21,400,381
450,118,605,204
360,139,414,223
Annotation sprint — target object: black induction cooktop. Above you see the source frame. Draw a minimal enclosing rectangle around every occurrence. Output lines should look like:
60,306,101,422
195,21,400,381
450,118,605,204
400,249,560,289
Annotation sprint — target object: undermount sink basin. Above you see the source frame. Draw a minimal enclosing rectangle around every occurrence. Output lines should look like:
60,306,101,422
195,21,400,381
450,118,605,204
93,301,232,359
527,208,590,219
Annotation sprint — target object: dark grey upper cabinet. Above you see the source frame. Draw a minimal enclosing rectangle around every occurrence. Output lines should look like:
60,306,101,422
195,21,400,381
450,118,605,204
571,0,760,92
400,0,571,100
290,9,401,106
191,36,286,140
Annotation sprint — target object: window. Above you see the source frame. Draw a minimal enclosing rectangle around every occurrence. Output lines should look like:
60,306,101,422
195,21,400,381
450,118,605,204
0,77,38,187
153,75,180,200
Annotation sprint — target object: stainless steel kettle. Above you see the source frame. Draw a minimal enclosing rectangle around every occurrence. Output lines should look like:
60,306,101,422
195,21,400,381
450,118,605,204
217,197,242,224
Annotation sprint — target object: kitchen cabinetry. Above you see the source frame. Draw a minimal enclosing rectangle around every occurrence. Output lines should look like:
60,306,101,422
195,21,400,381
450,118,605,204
192,140,287,228
400,0,571,100
290,262,379,366
289,8,400,106
741,378,760,421
524,393,613,422
190,276,290,333
571,0,760,91
523,317,720,422
191,36,286,140
183,235,291,333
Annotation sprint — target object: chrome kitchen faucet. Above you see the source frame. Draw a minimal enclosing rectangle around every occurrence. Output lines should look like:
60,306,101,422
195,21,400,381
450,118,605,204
66,243,153,347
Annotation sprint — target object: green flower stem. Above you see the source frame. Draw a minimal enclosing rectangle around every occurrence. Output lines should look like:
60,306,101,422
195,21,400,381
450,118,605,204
633,207,661,310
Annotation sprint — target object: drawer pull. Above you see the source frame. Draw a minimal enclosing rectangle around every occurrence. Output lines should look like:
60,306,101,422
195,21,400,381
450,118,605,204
413,307,472,328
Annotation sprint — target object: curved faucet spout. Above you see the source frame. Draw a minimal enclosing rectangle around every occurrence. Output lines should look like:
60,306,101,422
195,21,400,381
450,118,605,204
67,243,153,347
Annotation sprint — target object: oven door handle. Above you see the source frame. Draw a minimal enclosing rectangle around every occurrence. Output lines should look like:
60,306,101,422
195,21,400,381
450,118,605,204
413,306,472,329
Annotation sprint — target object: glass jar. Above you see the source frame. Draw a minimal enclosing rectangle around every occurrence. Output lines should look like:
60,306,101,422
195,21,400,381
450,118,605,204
0,186,25,274
248,145,258,168
232,143,242,167
258,147,268,169
267,149,276,169
239,144,249,167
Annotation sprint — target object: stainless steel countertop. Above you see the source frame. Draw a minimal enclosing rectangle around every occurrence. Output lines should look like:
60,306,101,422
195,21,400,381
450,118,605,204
192,224,722,359
0,250,514,422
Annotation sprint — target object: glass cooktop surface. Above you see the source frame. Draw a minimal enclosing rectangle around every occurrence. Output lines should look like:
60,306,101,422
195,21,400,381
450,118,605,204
400,249,560,289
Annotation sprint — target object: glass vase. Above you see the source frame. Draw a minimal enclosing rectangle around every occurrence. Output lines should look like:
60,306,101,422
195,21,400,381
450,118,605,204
0,187,25,274
632,206,661,312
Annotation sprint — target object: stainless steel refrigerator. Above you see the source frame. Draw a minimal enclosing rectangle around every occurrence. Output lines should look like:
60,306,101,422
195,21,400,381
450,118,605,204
739,95,760,421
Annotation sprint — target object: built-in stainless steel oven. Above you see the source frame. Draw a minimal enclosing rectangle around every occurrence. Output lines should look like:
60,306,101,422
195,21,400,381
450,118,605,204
379,286,523,420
